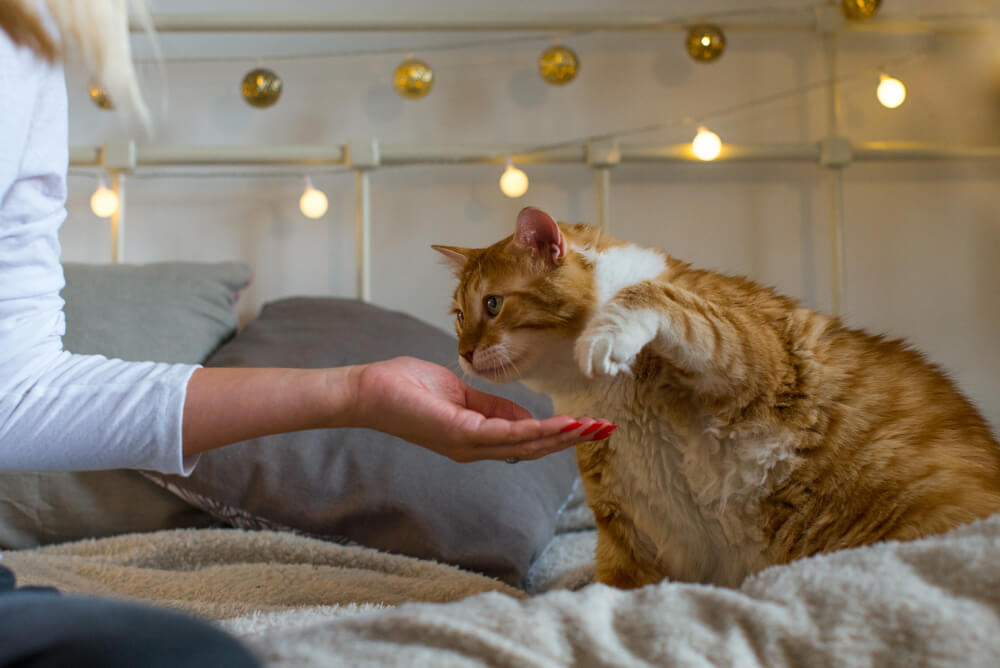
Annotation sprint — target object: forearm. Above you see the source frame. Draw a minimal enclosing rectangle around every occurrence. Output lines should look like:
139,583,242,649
181,365,363,457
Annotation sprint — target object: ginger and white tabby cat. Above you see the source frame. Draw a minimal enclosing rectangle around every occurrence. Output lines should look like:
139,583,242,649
433,207,1000,589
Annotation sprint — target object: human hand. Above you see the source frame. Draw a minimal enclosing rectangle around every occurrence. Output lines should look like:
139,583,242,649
350,356,615,462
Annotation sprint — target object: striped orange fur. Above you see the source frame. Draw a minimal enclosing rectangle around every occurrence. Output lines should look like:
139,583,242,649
434,207,1000,588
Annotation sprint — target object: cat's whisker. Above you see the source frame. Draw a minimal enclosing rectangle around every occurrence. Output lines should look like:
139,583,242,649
505,352,524,379
496,352,514,381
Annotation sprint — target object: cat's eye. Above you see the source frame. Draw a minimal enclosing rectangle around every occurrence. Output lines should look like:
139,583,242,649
484,295,504,317
455,310,464,326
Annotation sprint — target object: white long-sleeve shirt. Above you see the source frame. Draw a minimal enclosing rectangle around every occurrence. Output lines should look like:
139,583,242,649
0,34,198,475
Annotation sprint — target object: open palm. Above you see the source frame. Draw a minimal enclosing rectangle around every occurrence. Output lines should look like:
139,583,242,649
353,356,607,462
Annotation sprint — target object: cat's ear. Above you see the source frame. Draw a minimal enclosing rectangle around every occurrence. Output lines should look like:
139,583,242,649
514,207,566,265
431,245,474,273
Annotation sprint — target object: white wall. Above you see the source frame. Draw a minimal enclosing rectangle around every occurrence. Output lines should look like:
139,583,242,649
60,0,1000,429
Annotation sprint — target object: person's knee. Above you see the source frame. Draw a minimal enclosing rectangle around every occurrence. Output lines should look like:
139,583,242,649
0,593,260,668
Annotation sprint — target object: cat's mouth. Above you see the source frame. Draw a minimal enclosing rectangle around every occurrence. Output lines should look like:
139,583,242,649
461,349,526,383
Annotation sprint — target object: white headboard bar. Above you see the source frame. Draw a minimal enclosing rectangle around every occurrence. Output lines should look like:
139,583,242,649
110,171,125,264
131,12,989,37
70,142,1000,170
824,33,846,322
355,171,372,303
136,145,346,167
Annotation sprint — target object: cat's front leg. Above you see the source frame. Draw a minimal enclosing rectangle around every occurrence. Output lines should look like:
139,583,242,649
575,302,661,378
582,280,786,401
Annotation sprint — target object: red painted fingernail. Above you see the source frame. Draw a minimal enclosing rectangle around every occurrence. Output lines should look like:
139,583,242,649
559,421,583,433
594,425,618,440
581,422,604,436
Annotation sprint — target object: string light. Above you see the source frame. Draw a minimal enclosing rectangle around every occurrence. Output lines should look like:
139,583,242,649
66,27,939,205
499,159,529,198
876,74,906,108
299,177,329,218
89,176,119,218
691,126,722,161
241,68,283,108
393,58,434,99
841,0,881,21
89,81,113,110
538,43,580,85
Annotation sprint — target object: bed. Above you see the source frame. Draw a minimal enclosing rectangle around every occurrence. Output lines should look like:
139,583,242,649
2,262,999,667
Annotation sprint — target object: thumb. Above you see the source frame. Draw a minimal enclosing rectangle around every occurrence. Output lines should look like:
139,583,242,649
464,385,533,421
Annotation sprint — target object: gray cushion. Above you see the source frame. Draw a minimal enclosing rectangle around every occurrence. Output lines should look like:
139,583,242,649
0,471,213,549
61,261,252,364
144,297,578,587
0,261,252,550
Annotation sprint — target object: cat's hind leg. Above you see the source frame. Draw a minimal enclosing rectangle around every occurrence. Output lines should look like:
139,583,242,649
593,522,665,589
587,492,666,589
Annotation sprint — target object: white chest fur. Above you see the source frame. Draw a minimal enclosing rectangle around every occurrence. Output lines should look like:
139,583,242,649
574,243,667,305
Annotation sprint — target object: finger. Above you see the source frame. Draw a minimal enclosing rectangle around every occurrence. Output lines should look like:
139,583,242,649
469,418,612,461
463,386,533,421
519,420,617,458
471,415,590,446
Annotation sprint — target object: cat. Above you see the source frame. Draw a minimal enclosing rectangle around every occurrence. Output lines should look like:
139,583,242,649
433,206,1000,589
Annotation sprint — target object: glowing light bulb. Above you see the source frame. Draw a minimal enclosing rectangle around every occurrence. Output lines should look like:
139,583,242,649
299,178,328,219
691,126,722,161
877,74,906,109
90,180,119,218
499,161,529,198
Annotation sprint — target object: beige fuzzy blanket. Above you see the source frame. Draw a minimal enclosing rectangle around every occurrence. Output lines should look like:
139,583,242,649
0,528,522,620
5,515,1000,667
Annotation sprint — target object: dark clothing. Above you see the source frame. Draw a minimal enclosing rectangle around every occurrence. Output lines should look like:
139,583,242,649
0,563,260,668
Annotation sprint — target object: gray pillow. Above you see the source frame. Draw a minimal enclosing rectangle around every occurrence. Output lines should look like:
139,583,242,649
0,471,213,549
0,261,252,550
144,297,578,587
61,261,252,364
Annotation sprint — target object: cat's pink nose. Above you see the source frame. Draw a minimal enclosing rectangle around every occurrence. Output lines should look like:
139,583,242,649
460,350,475,365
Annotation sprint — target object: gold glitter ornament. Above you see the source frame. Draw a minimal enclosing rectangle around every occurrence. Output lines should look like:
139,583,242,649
241,68,283,108
685,25,726,63
842,0,881,20
393,58,434,99
89,82,113,110
538,45,579,85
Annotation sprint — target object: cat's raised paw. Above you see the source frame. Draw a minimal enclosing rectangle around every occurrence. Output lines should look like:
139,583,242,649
575,306,658,378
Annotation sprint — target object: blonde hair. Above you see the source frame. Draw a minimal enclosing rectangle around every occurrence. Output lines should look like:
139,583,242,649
0,0,154,127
